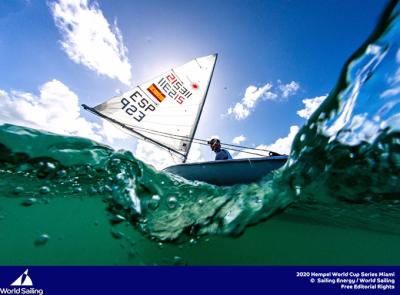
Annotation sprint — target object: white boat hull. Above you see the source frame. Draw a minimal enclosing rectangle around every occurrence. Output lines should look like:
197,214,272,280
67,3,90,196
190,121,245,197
163,156,288,186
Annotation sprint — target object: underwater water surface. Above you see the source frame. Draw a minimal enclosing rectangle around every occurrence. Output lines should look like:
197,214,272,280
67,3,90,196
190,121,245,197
1,1,400,265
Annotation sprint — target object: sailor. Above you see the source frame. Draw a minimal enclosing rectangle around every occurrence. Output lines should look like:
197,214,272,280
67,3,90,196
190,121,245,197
208,138,232,160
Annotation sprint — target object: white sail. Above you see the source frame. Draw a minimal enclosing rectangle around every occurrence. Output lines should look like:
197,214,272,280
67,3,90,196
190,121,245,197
91,54,217,159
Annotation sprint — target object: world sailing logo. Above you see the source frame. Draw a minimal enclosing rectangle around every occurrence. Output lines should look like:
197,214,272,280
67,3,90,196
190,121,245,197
10,269,33,286
0,269,44,295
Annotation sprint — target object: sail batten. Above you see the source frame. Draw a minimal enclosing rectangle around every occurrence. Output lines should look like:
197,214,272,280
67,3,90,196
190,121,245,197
86,54,217,162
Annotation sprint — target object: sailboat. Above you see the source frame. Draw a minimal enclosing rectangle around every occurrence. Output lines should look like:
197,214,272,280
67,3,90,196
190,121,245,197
82,54,287,186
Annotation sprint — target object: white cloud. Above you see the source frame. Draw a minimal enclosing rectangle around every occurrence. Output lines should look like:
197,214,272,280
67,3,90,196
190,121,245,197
263,91,279,100
228,93,326,159
0,79,103,141
227,81,300,120
227,102,250,120
263,125,299,155
227,83,275,120
244,93,325,157
226,92,325,159
135,141,176,170
232,135,246,145
186,143,204,163
0,79,130,145
235,125,299,159
278,81,300,98
135,141,204,170
234,146,268,159
297,95,327,119
100,121,130,143
242,84,273,108
49,0,132,85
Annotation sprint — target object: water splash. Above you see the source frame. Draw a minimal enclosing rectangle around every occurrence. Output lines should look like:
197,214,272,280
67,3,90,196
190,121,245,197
287,0,400,205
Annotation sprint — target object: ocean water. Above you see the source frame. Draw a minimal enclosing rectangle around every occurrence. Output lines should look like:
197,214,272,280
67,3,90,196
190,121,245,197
1,2,400,265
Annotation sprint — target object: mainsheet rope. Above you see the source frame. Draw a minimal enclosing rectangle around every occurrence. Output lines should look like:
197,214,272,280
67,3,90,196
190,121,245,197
117,122,284,157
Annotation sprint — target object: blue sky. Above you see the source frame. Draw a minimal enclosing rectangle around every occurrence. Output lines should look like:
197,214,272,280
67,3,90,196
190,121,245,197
0,0,390,168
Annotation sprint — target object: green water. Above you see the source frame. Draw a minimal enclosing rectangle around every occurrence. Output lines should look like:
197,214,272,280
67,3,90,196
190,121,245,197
0,193,399,265
1,1,400,265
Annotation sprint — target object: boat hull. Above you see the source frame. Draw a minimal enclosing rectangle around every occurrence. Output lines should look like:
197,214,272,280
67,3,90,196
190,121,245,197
163,156,288,186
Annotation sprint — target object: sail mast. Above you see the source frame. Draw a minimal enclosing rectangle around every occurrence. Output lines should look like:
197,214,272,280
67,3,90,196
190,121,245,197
182,53,218,163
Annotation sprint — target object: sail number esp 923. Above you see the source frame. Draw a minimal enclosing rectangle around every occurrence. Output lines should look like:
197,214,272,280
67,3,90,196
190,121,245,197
119,71,195,122
120,91,155,122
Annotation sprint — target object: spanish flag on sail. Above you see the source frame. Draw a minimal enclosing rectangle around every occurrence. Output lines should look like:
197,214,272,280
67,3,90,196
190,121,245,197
147,83,166,102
